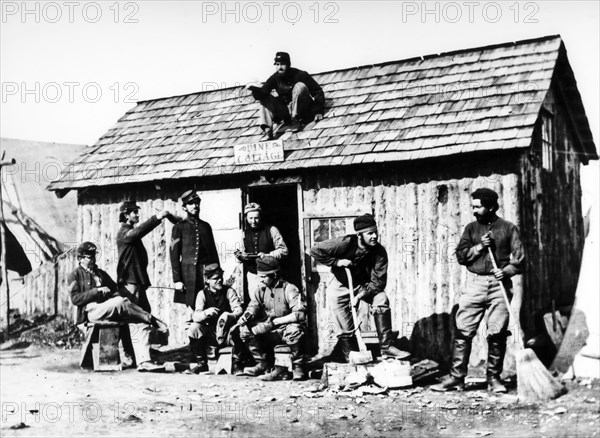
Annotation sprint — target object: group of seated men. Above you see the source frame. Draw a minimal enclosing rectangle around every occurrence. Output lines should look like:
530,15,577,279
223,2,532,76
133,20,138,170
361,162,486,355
69,241,309,380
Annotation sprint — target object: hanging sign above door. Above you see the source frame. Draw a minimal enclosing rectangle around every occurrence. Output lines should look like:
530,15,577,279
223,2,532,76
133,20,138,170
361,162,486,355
234,139,284,165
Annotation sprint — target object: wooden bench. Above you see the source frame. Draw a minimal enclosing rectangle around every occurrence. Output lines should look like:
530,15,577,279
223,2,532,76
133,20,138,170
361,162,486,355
215,344,294,374
80,321,130,371
214,346,233,374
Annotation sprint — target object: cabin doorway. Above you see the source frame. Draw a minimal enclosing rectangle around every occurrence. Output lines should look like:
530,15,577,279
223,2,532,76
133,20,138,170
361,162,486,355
244,184,303,294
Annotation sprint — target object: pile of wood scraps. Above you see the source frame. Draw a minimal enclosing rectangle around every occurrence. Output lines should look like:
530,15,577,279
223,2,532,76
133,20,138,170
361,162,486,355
320,359,440,394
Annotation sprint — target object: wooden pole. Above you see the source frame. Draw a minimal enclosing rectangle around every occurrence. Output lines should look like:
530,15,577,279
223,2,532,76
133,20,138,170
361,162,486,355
0,155,17,335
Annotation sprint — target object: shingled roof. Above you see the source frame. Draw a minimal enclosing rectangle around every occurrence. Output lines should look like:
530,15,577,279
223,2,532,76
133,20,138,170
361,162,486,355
48,35,597,192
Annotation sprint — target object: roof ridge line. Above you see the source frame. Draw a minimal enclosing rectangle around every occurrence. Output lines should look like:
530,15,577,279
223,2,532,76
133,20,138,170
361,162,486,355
136,34,561,105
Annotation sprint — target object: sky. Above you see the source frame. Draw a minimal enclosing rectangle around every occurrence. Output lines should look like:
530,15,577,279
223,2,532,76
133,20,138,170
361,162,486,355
1,0,598,203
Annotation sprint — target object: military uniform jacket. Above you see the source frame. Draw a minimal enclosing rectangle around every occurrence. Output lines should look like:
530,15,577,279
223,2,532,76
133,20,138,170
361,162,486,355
192,285,243,323
170,215,220,307
116,216,161,287
246,279,306,324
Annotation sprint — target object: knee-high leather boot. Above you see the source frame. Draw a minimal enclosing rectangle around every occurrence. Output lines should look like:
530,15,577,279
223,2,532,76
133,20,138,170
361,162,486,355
432,334,471,391
373,311,410,359
289,342,305,380
189,337,208,373
450,335,472,379
487,333,508,393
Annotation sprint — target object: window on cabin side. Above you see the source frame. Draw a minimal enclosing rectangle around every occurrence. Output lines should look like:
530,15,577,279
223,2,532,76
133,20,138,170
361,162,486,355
541,111,554,172
310,217,356,272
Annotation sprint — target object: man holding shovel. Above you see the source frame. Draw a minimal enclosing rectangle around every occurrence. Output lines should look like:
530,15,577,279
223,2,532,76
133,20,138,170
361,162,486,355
310,213,409,363
433,188,525,393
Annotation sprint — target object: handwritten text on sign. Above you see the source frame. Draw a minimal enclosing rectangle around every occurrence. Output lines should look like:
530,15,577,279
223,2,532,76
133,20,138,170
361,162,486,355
234,140,284,165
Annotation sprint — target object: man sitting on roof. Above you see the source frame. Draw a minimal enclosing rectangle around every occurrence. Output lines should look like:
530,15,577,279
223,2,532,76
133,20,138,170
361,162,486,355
69,242,169,372
247,51,325,140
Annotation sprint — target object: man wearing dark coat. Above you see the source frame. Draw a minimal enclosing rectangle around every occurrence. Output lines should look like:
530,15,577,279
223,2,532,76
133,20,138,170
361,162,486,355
170,190,220,309
116,201,175,312
247,51,325,140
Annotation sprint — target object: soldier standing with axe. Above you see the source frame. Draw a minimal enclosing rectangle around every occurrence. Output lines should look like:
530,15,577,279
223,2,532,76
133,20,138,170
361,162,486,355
433,188,525,393
309,213,409,363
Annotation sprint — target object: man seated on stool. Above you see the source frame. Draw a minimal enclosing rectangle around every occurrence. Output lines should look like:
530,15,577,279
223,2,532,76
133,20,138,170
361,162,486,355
69,241,169,372
187,263,244,374
236,256,306,381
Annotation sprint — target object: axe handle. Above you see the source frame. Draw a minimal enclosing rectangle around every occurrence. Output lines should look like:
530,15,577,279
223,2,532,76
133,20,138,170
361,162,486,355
345,268,368,352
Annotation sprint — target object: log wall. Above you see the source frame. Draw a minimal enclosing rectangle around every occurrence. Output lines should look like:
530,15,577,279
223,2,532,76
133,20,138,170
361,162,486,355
518,87,585,337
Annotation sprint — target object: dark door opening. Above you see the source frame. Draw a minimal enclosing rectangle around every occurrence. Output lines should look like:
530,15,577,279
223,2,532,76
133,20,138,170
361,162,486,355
245,185,302,293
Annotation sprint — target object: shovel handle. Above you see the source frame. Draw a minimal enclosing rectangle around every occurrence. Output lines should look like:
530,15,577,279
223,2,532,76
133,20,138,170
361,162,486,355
345,268,368,352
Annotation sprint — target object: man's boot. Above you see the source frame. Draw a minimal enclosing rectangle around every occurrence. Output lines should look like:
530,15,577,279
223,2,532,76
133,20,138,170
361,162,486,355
231,344,244,376
373,311,410,359
307,337,346,365
243,337,267,377
487,334,508,393
338,335,358,363
289,343,306,381
431,335,471,392
260,366,291,381
189,337,209,374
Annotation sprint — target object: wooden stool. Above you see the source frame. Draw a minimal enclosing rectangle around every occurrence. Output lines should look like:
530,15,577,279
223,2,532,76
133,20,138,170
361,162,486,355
80,321,129,371
274,344,292,371
215,346,233,374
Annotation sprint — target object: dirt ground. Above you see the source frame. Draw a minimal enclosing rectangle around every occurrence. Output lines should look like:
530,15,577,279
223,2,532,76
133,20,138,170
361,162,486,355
0,342,598,438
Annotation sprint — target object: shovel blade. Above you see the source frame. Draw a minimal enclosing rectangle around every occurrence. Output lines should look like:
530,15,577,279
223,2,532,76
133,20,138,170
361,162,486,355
349,350,373,365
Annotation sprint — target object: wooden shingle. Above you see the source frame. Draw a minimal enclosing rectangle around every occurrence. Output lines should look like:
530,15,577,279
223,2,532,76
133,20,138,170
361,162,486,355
48,35,597,191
